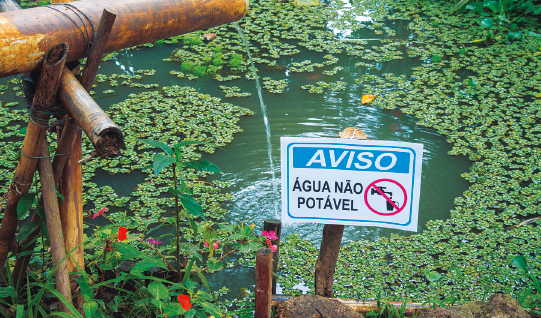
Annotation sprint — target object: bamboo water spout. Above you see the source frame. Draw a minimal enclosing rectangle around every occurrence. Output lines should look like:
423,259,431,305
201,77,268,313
0,0,249,78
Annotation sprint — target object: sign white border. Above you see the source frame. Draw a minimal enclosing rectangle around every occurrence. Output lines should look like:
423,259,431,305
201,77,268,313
281,137,423,232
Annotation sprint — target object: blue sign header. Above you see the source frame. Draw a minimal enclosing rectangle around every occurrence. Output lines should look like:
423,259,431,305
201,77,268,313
292,147,411,174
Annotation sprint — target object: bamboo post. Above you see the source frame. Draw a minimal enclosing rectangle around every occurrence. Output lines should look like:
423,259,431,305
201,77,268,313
314,127,367,298
38,141,73,313
263,219,281,294
255,248,273,318
59,128,83,306
0,42,68,272
56,11,116,312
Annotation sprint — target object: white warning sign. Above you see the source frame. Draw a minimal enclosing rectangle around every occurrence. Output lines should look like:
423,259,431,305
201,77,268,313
281,137,424,232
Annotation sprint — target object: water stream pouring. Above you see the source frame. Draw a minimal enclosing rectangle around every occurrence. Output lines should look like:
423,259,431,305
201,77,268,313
233,21,279,215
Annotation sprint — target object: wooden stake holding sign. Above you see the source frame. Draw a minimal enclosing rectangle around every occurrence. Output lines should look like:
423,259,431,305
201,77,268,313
315,128,367,297
281,128,424,297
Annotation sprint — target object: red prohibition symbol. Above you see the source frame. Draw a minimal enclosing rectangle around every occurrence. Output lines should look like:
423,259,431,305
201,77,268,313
364,179,407,216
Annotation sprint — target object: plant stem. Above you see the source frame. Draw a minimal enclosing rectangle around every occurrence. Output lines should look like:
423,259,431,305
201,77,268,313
133,237,177,272
173,163,181,281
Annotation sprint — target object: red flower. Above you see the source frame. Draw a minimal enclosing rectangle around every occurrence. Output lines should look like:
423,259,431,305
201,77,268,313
177,294,192,311
92,207,107,219
118,227,127,241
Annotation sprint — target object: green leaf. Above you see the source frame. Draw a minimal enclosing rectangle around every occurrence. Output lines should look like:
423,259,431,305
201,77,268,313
153,153,175,176
83,301,98,318
74,276,93,302
228,233,244,240
426,271,441,282
148,281,169,300
484,1,501,13
34,207,46,221
18,222,41,243
113,242,155,262
136,138,173,156
512,255,528,272
183,160,222,173
507,31,521,41
0,286,15,298
178,193,204,219
17,193,36,219
151,299,166,311
99,263,113,271
178,242,203,261
164,303,182,316
176,140,213,148
480,18,493,28
130,261,166,276
199,301,221,317
194,264,215,300
40,222,49,241
18,127,27,135
16,304,24,318
206,260,224,273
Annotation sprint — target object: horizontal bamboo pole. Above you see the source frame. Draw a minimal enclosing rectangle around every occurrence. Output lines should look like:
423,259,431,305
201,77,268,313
271,295,431,317
0,0,248,78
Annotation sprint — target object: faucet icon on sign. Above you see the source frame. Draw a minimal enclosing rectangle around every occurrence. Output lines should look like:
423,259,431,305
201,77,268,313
370,186,400,212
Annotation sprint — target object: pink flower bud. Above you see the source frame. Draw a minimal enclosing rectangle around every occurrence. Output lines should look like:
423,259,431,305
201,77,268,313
213,241,220,249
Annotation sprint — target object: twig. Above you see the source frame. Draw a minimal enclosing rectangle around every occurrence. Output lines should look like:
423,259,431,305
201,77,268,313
132,237,177,272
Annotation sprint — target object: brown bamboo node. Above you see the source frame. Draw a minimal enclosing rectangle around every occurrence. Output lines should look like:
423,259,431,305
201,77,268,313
338,127,367,140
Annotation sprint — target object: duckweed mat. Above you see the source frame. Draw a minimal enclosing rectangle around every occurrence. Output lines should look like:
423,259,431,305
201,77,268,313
1,0,540,310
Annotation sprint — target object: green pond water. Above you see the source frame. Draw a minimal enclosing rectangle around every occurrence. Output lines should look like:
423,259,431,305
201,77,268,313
0,34,471,296
8,0,538,305
55,42,471,243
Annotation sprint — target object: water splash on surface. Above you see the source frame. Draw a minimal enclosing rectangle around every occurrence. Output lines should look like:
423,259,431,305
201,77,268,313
233,21,279,215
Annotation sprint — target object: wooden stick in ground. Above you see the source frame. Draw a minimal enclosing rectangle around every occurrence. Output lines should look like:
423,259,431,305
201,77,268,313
38,141,73,313
263,218,281,294
52,9,117,184
255,248,273,318
59,10,116,311
314,127,367,298
0,42,68,272
314,224,344,297
59,128,83,307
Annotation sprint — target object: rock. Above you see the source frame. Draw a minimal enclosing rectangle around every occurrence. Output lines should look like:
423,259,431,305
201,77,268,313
418,294,531,318
484,294,531,318
275,294,364,318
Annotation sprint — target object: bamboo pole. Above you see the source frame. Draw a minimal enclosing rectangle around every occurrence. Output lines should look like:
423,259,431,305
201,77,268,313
0,0,248,78
56,68,125,157
38,141,73,314
255,248,273,318
59,128,83,310
263,219,281,294
0,42,68,272
271,295,431,317
59,10,116,312
314,127,367,298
